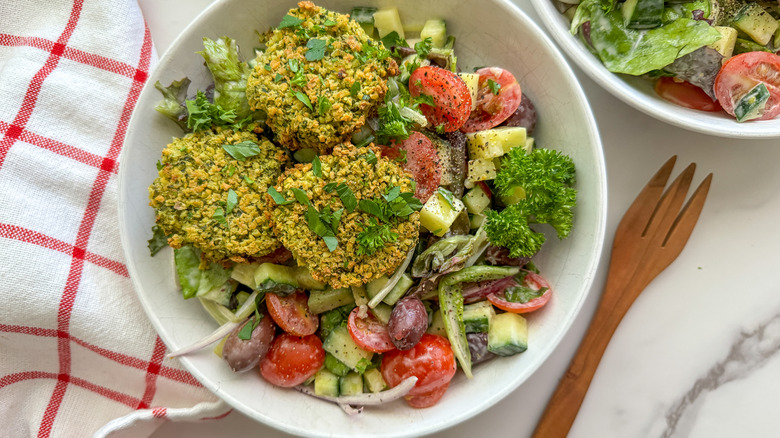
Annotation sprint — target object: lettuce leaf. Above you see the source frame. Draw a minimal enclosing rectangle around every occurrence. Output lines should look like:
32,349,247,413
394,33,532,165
154,78,191,130
198,37,252,119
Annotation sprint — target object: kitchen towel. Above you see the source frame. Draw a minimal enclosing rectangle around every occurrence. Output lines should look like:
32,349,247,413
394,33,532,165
0,0,229,436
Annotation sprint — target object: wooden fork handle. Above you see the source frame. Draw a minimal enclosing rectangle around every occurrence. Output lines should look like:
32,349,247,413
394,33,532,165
531,281,642,438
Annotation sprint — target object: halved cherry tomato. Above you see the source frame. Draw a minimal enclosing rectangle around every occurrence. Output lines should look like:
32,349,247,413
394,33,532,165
714,51,780,121
487,271,552,314
405,383,450,408
380,131,442,203
654,77,722,112
409,66,472,132
259,333,325,387
381,334,456,408
461,67,523,133
347,307,395,353
266,290,319,336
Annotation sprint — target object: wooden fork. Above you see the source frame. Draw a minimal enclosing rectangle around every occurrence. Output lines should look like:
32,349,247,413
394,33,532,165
532,156,713,438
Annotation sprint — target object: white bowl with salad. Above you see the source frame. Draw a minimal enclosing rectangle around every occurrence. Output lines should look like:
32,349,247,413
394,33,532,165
118,0,606,436
531,0,780,137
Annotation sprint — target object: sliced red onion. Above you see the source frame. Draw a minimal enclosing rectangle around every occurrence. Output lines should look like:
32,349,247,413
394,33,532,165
295,376,418,414
368,248,415,308
461,275,519,304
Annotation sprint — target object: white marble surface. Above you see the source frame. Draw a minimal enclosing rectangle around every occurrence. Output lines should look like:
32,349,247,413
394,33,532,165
139,0,780,437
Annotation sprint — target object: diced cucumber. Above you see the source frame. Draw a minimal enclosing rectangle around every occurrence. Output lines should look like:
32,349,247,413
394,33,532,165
308,287,355,314
363,367,388,393
339,372,364,396
373,8,404,39
466,158,497,186
198,280,236,307
487,312,528,356
458,73,479,111
213,335,227,358
708,26,738,58
322,325,374,371
463,301,495,333
231,262,259,288
622,0,663,29
314,368,340,397
350,7,377,36
295,266,326,290
420,189,466,236
254,263,297,290
420,19,447,48
469,213,486,230
426,309,448,336
463,185,491,215
366,275,389,299
732,3,778,46
382,273,414,306
775,20,780,48
470,127,529,157
370,302,393,325
734,83,770,122
324,352,351,377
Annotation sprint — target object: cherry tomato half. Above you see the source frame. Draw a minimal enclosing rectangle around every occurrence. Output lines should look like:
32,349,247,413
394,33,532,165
714,51,780,121
266,290,319,336
655,77,722,112
347,307,396,353
259,333,325,387
409,66,472,132
487,271,552,314
380,131,442,203
461,67,523,133
381,334,456,408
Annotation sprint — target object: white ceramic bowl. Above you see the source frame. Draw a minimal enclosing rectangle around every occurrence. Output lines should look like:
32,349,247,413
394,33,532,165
118,0,606,436
530,0,780,138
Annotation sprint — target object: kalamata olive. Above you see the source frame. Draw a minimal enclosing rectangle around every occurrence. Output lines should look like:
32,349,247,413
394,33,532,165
387,297,428,350
501,95,537,135
467,332,497,365
222,312,276,372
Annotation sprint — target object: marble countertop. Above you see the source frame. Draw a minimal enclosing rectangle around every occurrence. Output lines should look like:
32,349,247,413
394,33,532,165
140,0,780,436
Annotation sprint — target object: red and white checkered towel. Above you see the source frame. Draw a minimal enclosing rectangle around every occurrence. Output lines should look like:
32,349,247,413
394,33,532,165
0,1,230,436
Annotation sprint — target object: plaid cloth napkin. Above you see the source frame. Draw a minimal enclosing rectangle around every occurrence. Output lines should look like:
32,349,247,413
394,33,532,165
0,1,231,436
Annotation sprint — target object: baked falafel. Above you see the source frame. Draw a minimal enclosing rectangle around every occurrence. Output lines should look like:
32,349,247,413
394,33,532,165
272,144,419,288
149,127,290,264
246,1,397,154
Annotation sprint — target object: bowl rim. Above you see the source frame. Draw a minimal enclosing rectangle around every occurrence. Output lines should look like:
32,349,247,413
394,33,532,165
529,0,780,139
118,0,608,435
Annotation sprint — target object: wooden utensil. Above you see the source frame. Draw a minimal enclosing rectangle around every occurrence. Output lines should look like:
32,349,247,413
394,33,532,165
532,156,713,437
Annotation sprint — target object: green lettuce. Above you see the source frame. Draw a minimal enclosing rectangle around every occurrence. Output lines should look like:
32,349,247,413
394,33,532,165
572,0,722,75
198,37,252,119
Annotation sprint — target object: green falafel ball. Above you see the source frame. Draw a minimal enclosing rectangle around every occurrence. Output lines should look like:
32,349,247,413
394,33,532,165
246,1,397,154
272,144,419,288
149,127,289,264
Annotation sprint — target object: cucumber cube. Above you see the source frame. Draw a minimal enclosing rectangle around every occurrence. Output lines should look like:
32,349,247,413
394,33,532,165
308,287,355,314
420,19,447,48
463,185,491,214
466,127,528,159
365,273,414,306
463,301,495,333
708,26,737,59
420,189,466,236
733,3,778,46
369,302,393,325
314,368,340,397
339,372,364,396
363,368,388,393
373,8,404,39
458,73,479,111
466,158,497,186
230,263,259,288
426,309,447,337
322,326,374,371
487,312,528,356
469,213,486,230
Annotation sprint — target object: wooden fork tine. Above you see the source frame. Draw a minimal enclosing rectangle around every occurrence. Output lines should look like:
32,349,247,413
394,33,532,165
663,173,713,252
643,162,696,242
615,155,677,237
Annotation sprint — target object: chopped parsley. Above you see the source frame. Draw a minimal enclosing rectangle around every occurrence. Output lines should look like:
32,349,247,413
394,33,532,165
317,95,331,115
222,141,260,161
213,207,227,226
324,18,337,26
305,38,327,61
414,37,433,58
363,150,377,164
380,31,408,51
186,91,238,132
278,14,303,29
487,79,501,95
237,313,262,340
226,189,238,214
293,91,313,111
263,64,272,71
267,186,294,205
505,285,548,303
273,73,284,83
357,218,399,256
350,81,362,98
312,155,322,178
306,205,343,252
156,160,163,171
335,183,357,212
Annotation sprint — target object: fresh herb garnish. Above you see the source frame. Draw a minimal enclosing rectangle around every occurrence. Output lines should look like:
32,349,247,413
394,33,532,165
364,150,377,164
305,38,327,61
324,18,337,26
323,182,338,192
357,218,399,256
505,286,547,303
335,183,357,211
147,225,169,256
263,64,272,71
487,79,501,95
350,81,362,98
380,31,408,52
414,37,433,58
186,91,237,132
312,155,322,178
273,73,284,83
306,205,341,251
278,14,304,29
226,189,238,214
317,95,331,115
412,93,436,108
237,313,263,340
289,58,300,72
394,150,408,164
213,207,227,226
291,187,310,205
267,186,294,205
294,91,313,111
156,160,163,171
437,187,456,209
222,141,260,161
243,175,254,184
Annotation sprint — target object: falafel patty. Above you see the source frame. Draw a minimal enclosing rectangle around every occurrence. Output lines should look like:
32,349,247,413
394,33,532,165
272,145,419,288
149,127,289,264
246,1,397,154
